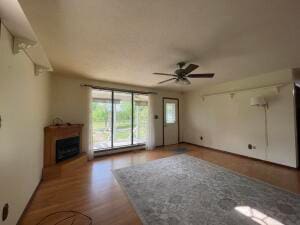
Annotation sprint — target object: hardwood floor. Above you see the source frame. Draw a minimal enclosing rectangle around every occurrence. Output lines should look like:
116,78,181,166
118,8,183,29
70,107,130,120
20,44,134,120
19,143,300,225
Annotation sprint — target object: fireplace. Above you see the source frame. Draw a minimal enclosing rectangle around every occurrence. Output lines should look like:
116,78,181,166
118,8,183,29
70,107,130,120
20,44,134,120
56,136,80,162
43,124,88,180
44,124,84,167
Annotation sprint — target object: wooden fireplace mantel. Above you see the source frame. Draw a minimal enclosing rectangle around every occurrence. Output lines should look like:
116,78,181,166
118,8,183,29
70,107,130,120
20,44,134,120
44,124,84,167
43,124,87,180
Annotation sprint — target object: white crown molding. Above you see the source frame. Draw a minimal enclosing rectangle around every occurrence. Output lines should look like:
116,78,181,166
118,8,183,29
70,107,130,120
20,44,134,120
13,36,36,54
34,64,50,76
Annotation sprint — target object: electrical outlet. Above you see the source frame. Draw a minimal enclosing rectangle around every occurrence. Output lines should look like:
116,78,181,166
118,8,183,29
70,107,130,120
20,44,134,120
2,203,9,221
200,136,203,141
248,144,253,150
252,145,256,149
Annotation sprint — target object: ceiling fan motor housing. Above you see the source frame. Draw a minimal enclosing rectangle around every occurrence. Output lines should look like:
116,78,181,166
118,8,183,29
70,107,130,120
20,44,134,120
175,69,185,76
177,62,186,69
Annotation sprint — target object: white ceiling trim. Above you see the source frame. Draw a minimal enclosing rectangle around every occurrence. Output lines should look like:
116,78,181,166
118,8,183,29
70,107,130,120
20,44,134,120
0,0,52,70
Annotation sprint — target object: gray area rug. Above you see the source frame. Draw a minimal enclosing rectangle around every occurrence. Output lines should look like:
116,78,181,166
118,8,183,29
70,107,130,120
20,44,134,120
113,154,300,225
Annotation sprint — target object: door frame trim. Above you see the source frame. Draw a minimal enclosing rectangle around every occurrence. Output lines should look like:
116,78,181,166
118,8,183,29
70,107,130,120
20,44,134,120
162,97,180,146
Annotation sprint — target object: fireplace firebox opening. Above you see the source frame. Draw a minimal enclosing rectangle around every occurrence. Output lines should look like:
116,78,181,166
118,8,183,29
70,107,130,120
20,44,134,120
56,136,80,162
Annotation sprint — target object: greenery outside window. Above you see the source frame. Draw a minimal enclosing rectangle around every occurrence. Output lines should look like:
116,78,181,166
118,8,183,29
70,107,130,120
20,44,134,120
92,89,148,151
165,103,176,124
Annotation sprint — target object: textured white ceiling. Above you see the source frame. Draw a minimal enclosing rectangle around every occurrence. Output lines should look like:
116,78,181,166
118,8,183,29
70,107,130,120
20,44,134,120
19,0,300,91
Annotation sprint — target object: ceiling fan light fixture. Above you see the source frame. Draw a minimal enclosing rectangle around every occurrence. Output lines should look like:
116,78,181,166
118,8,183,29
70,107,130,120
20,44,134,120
175,78,191,85
183,78,191,85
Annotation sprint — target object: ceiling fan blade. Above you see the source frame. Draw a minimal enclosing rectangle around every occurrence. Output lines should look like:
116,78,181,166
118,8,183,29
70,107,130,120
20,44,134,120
153,73,177,77
184,78,191,85
158,78,176,84
187,73,215,78
182,64,199,75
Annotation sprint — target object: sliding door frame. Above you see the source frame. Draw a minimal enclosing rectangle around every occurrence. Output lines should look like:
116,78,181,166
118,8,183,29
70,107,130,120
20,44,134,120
131,93,134,145
93,89,146,153
111,90,114,149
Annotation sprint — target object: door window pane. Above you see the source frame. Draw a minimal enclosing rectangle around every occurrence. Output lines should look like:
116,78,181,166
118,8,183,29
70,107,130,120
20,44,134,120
133,94,148,144
166,103,176,124
92,90,112,150
113,92,132,147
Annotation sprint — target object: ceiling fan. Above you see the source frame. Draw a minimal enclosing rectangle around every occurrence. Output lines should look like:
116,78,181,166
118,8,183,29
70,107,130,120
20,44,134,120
153,62,214,85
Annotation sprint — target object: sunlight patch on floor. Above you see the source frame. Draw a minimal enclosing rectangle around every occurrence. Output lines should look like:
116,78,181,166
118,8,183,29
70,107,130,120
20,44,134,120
235,206,284,225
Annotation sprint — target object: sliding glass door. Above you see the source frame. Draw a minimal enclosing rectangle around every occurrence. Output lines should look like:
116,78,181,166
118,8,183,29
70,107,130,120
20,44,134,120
92,90,148,151
113,92,132,147
92,90,112,150
133,94,149,144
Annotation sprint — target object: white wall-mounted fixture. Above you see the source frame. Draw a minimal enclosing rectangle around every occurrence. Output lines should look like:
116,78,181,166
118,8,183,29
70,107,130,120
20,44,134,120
250,96,269,159
13,37,36,54
272,86,281,94
250,96,267,107
34,64,50,76
201,83,287,99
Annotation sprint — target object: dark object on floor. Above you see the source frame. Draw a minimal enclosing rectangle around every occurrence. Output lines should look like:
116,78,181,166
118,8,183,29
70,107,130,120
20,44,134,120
36,211,92,225
171,146,188,154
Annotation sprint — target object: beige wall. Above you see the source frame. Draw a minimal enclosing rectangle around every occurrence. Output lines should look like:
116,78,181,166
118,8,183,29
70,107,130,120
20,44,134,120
50,75,183,150
183,69,298,167
0,24,51,225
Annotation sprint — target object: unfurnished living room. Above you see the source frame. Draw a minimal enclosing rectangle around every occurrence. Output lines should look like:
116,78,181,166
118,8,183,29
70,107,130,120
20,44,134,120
1,0,300,225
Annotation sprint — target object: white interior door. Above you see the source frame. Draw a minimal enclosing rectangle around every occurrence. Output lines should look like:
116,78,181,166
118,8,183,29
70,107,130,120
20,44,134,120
164,98,179,145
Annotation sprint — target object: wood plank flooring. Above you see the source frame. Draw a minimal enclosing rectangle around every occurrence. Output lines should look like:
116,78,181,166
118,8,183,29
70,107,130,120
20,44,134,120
19,143,300,225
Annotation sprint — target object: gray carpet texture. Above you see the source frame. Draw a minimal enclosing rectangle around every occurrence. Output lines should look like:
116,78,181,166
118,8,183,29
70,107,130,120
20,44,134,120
113,154,300,225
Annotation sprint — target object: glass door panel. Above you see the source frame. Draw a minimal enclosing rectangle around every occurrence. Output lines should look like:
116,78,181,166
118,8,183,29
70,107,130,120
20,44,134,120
133,94,149,144
113,92,132,147
92,90,112,151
